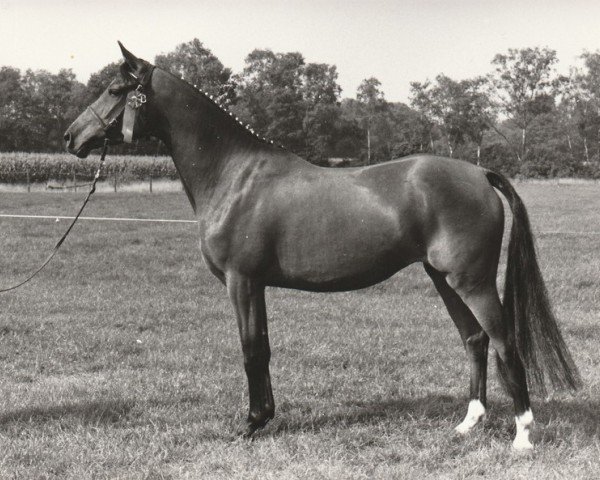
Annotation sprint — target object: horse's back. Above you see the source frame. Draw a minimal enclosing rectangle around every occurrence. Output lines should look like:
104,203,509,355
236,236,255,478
355,154,503,234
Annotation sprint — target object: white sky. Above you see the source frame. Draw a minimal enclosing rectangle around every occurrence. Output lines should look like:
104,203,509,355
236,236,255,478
1,0,599,102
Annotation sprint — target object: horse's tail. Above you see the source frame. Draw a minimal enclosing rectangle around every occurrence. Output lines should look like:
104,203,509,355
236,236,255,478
484,169,581,394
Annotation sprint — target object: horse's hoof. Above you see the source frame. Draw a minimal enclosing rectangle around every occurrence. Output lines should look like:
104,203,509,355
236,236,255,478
236,416,272,439
454,416,484,435
236,422,258,439
512,437,534,451
454,400,485,435
455,422,472,435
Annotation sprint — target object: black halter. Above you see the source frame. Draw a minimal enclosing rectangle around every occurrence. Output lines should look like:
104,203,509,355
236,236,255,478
87,65,155,141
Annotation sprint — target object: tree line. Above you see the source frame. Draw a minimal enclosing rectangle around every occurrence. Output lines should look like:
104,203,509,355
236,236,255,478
2,40,600,177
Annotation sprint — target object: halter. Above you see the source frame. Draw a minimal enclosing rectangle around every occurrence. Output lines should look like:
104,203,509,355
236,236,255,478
87,65,155,143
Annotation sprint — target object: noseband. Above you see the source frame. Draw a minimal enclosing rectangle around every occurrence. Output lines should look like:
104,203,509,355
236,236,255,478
86,103,123,132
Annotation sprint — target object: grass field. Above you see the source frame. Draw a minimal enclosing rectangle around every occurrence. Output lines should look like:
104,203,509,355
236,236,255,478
0,184,599,479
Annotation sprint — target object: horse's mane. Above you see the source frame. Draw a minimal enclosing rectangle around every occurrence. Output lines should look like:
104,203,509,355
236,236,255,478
157,66,284,150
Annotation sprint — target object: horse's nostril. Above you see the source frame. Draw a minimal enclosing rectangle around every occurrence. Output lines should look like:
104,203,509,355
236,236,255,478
64,131,73,149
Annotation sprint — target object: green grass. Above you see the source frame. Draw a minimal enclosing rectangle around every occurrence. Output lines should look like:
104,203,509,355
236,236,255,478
0,185,599,479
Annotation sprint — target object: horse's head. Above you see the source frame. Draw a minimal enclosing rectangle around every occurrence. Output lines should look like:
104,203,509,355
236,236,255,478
64,42,155,158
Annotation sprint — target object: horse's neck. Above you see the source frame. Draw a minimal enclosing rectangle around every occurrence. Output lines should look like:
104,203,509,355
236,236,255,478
151,73,270,211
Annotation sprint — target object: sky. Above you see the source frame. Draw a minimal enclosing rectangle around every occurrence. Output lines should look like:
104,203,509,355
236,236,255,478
1,0,600,102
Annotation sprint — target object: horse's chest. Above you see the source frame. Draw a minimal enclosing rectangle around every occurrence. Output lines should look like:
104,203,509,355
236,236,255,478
199,218,266,277
198,226,231,272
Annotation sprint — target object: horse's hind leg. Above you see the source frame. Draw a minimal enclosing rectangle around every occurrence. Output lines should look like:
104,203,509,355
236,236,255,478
425,264,489,434
452,280,533,450
227,272,275,437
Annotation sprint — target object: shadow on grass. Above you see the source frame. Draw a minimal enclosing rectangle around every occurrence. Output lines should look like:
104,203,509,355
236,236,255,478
264,393,600,443
269,394,468,435
1,391,596,446
533,396,600,441
0,393,233,441
0,399,134,426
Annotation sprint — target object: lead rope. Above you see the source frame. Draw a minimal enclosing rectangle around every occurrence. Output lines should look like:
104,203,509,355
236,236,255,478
0,140,109,293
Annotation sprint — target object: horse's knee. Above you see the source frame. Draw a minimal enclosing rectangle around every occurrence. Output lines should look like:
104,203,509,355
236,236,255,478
466,331,488,357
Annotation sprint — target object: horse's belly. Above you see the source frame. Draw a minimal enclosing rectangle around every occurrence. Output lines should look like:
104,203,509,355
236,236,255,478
269,218,423,292
268,255,412,292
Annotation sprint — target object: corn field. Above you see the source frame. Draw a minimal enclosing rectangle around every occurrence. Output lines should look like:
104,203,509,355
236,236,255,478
0,152,178,184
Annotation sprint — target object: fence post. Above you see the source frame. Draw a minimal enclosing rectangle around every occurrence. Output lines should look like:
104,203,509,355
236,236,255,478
149,157,154,193
26,166,30,193
114,170,118,193
73,168,77,193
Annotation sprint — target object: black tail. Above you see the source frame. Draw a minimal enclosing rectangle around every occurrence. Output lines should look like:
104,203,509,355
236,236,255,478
484,169,581,395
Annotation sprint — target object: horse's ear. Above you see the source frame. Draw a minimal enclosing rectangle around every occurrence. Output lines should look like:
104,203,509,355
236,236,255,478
118,41,142,74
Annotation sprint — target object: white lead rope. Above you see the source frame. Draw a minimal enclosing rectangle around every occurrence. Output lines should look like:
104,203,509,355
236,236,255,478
2,215,598,234
0,214,197,224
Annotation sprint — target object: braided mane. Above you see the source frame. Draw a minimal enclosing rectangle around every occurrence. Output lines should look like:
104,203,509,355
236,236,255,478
175,71,285,149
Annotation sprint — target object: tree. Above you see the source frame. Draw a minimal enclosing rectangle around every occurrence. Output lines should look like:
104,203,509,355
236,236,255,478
386,102,431,158
302,63,341,105
556,68,589,160
15,69,87,151
461,77,496,163
154,38,232,97
301,63,342,163
233,49,304,138
410,75,495,162
0,67,87,151
489,47,559,161
577,51,600,161
408,81,437,153
411,77,461,157
0,66,25,150
333,99,364,159
356,77,386,164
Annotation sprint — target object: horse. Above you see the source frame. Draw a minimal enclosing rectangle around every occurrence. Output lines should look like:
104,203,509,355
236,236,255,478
63,43,581,450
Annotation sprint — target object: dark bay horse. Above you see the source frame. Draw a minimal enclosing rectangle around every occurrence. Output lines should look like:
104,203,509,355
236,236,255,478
64,43,581,450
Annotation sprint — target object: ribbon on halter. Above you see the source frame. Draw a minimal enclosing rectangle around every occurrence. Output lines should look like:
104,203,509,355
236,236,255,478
112,65,154,143
122,85,146,143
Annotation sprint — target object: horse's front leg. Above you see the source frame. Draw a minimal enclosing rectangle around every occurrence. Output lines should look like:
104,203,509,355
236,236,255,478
227,272,274,437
